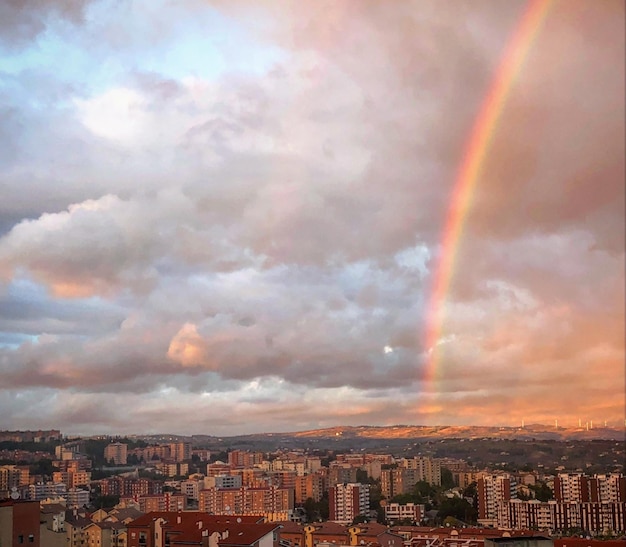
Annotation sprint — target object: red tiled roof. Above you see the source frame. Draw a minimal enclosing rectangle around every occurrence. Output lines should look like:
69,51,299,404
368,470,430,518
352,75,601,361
127,511,278,546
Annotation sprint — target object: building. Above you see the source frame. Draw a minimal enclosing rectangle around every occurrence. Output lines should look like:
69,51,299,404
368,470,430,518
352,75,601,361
328,465,358,486
381,468,412,500
104,443,128,465
156,461,189,477
228,450,264,468
126,512,277,547
0,469,19,500
209,475,243,489
400,457,442,486
99,477,162,497
279,521,404,547
181,479,202,501
52,470,91,488
198,486,294,516
383,502,425,524
83,521,126,547
0,500,41,547
478,474,517,526
295,473,324,504
120,493,187,513
27,482,67,501
329,483,370,524
169,442,192,463
65,488,90,508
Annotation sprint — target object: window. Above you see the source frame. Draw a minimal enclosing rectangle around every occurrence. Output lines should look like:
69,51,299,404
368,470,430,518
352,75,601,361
29,536,35,543
18,536,24,544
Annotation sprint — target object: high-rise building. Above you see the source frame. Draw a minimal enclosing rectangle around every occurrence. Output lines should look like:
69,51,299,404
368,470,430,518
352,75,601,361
478,474,517,526
0,466,23,498
329,483,370,524
328,464,357,486
104,442,128,465
295,473,324,504
400,457,442,486
381,468,412,499
169,442,192,463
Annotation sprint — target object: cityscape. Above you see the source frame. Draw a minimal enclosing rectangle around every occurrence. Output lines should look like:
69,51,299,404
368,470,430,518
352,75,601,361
0,1,624,547
0,426,625,546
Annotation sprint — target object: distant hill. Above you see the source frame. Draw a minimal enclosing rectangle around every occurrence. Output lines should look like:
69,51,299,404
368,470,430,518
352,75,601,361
276,423,625,441
129,423,625,444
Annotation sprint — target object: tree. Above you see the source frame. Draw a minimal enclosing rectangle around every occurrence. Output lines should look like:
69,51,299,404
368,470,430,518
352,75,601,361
303,498,317,522
441,468,455,490
356,469,369,483
438,497,477,524
531,481,553,502
30,458,57,478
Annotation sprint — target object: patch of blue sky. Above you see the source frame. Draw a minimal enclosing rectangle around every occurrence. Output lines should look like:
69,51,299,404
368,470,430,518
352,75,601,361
1,276,126,326
1,0,286,96
0,332,38,349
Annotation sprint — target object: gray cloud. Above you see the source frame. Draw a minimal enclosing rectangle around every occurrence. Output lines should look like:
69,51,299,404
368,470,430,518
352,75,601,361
0,0,622,434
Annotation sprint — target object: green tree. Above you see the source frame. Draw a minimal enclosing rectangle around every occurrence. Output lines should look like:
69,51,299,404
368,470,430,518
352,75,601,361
438,497,477,524
441,468,455,490
303,497,317,522
30,458,57,478
531,481,553,502
356,469,369,483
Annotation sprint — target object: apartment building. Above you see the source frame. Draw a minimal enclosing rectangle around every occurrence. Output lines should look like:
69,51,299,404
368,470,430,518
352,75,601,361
588,474,626,503
105,442,128,465
100,477,163,496
120,493,187,512
207,462,233,476
0,500,41,547
381,468,411,499
503,498,626,534
84,521,127,547
329,483,370,524
383,502,425,524
198,485,294,516
295,473,324,504
399,457,442,486
52,470,91,488
156,461,189,477
65,488,90,508
27,482,67,501
181,479,202,501
554,473,626,504
228,450,264,468
0,465,24,498
328,465,358,486
169,442,192,463
478,474,517,526
210,474,243,489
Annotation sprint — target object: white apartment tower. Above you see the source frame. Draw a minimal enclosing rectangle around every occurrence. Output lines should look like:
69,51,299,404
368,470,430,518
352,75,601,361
329,483,370,524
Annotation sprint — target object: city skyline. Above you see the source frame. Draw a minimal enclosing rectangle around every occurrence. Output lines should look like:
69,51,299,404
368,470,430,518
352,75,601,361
0,1,624,436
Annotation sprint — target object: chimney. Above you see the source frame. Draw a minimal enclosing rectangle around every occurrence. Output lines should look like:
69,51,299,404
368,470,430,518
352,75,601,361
177,515,182,524
348,527,361,546
304,525,315,547
198,520,203,529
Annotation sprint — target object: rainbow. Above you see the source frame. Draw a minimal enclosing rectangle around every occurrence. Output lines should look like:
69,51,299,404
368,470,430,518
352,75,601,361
423,0,553,385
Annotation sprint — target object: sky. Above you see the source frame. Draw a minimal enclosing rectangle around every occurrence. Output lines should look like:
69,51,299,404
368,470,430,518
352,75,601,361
0,0,624,437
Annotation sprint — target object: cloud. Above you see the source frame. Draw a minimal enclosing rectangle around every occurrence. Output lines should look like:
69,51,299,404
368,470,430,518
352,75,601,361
0,0,90,48
0,0,622,434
